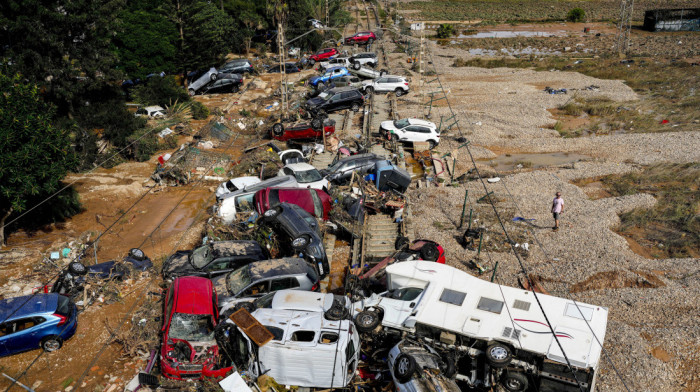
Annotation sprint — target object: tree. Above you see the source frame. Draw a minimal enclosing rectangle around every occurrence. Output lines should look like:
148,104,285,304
0,73,78,246
567,8,586,22
437,24,455,39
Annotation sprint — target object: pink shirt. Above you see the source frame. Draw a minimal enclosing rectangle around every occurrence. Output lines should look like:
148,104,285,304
552,197,564,213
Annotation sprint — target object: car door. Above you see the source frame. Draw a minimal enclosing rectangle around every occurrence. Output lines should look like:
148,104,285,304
327,93,343,111
375,78,388,92
2,317,43,353
269,277,300,292
379,287,425,328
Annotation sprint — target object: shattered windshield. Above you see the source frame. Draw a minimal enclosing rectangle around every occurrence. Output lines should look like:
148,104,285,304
318,92,331,101
394,119,410,129
190,245,212,269
169,313,215,341
227,267,251,294
295,169,323,183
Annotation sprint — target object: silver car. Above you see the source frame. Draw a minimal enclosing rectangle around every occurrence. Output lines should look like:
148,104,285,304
188,67,219,96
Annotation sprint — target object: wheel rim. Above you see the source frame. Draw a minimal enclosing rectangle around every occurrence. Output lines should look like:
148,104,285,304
132,249,144,259
397,357,410,375
44,340,60,352
264,209,277,217
72,263,86,273
292,238,308,248
506,378,523,389
359,313,375,327
490,346,509,360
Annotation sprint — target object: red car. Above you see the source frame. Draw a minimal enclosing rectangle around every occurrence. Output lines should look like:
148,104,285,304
271,118,335,141
344,31,377,45
309,48,338,64
254,187,332,221
161,277,232,380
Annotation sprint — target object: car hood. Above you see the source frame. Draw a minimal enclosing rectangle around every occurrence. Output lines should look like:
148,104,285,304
162,251,193,278
210,274,230,298
306,96,325,106
309,75,323,83
380,120,397,131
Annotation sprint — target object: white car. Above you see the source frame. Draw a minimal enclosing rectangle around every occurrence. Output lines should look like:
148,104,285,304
319,57,352,71
220,289,351,319
215,176,261,200
362,75,409,96
278,163,329,191
188,67,219,95
349,52,378,69
134,105,166,118
308,18,324,29
379,118,440,149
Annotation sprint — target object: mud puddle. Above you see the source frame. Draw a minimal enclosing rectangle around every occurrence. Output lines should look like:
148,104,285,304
458,30,565,39
480,152,590,172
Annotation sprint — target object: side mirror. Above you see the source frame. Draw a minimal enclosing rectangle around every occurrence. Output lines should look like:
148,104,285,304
409,302,416,308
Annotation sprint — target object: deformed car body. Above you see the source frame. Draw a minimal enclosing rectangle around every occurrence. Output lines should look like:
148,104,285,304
220,307,360,388
353,260,608,392
308,66,350,88
254,187,332,221
0,293,78,357
277,162,330,191
305,87,365,114
259,203,329,278
217,175,299,223
162,240,269,280
270,118,335,141
219,289,351,322
160,277,232,380
388,339,461,392
320,153,385,184
215,176,261,201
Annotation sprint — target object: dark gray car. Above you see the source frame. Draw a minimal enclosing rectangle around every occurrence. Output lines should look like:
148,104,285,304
321,153,385,184
162,240,268,280
305,87,365,114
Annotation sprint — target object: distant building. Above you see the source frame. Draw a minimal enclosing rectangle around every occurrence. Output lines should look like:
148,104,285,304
643,8,700,32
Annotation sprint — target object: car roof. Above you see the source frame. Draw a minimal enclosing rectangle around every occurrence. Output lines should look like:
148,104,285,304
381,75,405,79
144,106,165,111
0,294,59,320
355,52,376,56
338,152,378,162
271,290,333,312
172,276,215,315
406,118,436,127
326,66,347,72
211,240,265,258
248,257,308,280
327,86,360,94
284,162,316,171
252,308,353,337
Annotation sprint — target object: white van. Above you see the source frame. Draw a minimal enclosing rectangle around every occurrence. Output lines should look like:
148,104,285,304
353,260,608,392
223,307,359,388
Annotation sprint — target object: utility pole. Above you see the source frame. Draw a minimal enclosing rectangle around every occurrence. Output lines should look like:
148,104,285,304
419,22,426,118
325,0,329,27
277,23,288,116
615,0,634,56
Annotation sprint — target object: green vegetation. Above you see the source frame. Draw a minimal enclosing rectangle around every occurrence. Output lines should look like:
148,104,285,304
437,24,456,38
601,164,699,258
133,76,191,108
566,7,586,22
452,57,699,134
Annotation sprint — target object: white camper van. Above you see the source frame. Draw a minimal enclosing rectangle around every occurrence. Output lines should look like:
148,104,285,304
353,260,609,392
223,307,360,388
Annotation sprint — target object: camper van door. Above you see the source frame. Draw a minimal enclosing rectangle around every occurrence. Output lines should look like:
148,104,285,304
378,287,426,328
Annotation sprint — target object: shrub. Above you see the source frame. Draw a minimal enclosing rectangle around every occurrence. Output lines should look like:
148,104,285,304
132,76,189,108
567,8,585,22
436,24,455,39
191,101,210,120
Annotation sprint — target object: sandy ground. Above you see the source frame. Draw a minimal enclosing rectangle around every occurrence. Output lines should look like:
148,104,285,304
393,36,700,391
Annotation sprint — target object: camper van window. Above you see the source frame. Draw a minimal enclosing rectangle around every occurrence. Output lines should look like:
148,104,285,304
565,303,594,321
385,287,423,301
439,289,467,306
291,330,316,342
264,325,285,341
319,332,339,344
477,297,504,314
345,339,356,361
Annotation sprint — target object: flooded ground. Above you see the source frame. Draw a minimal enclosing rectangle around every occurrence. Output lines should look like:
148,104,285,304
480,152,591,172
457,30,566,39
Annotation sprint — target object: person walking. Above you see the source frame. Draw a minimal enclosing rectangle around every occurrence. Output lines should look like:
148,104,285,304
551,192,564,231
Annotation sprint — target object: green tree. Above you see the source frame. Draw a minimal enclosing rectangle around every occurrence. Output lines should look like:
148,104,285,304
567,8,586,22
437,24,455,39
0,73,78,245
132,76,190,108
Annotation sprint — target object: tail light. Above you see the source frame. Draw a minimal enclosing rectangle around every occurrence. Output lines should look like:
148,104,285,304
404,83,409,86
311,282,319,291
53,313,67,326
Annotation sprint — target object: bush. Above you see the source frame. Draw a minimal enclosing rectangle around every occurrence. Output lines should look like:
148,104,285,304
132,76,189,108
190,101,210,120
567,8,585,22
436,24,455,39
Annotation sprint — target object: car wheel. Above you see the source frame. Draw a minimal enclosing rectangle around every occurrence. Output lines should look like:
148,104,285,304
502,371,529,392
262,207,281,222
311,117,323,131
325,303,349,321
370,62,377,68
231,84,240,93
353,62,361,70
420,242,440,261
128,248,146,261
188,88,195,96
272,123,284,137
428,140,437,149
440,355,457,378
68,261,88,276
211,73,218,81
355,310,381,332
395,236,410,250
41,336,63,352
393,353,417,383
351,102,360,112
486,342,513,368
365,86,374,95
244,72,251,78
395,88,404,97
379,69,387,76
291,235,311,251
309,58,316,66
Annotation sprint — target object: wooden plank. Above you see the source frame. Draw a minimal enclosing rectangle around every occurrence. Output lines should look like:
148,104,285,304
229,308,274,347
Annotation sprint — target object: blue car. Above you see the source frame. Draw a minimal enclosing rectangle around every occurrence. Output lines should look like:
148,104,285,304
0,293,78,356
308,66,349,88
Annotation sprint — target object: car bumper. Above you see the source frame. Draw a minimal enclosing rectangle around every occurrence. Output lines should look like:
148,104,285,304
161,360,233,380
59,304,79,342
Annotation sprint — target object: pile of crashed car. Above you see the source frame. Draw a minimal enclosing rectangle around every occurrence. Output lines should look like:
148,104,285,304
0,33,609,392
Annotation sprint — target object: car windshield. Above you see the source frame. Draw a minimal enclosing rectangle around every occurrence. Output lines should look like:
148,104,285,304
169,313,215,342
235,193,255,212
327,159,345,172
318,92,331,101
294,169,322,183
394,119,410,129
190,245,212,269
253,292,276,308
227,267,251,294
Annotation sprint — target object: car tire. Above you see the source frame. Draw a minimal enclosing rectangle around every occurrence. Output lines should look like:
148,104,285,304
353,62,361,70
486,342,513,368
355,310,381,332
420,242,440,261
231,84,240,93
262,207,281,222
309,59,316,66
502,371,529,392
395,236,410,250
128,248,146,261
291,234,311,251
441,355,457,378
311,117,323,131
41,336,63,352
379,69,387,76
325,303,349,321
351,102,360,112
395,88,404,97
393,353,417,383
188,88,195,96
370,62,377,68
68,261,88,276
211,73,218,81
272,123,284,136
364,86,374,95
428,140,437,149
